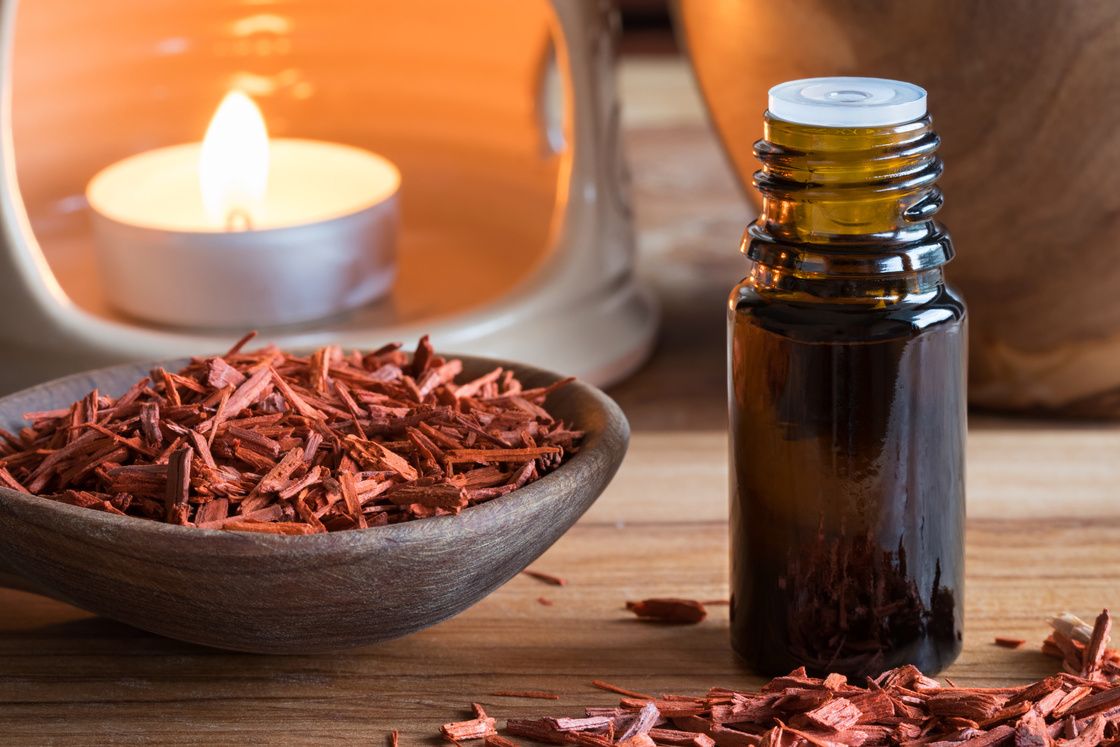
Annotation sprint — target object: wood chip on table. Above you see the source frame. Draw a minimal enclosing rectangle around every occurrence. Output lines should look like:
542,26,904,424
926,691,1008,721
522,569,568,586
441,713,498,742
617,701,661,742
484,737,523,747
506,719,614,747
646,728,714,747
1065,685,1120,718
619,698,705,718
505,719,567,744
616,736,656,747
1049,687,1093,719
1044,609,1120,683
790,697,863,732
1012,710,1050,747
1081,609,1113,679
592,681,655,700
542,717,613,733
994,637,1027,649
626,598,708,624
439,619,1120,747
1030,686,1071,719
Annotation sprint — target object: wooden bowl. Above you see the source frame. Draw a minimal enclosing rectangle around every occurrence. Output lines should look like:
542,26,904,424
0,355,628,653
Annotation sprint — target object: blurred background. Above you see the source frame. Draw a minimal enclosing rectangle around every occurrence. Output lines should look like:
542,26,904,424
609,0,743,430
615,0,1120,424
5,0,1120,423
617,0,677,54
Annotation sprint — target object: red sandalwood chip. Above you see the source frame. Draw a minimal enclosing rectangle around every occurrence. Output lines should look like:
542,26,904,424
626,598,708,624
1,335,583,534
444,612,1120,747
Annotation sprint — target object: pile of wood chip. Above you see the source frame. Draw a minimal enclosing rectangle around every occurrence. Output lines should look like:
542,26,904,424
0,335,582,534
439,611,1120,747
1045,612,1120,684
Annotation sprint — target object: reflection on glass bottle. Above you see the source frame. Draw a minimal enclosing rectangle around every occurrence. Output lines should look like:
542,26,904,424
728,78,966,679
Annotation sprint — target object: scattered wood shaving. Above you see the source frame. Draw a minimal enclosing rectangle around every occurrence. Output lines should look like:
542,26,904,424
441,713,497,742
484,737,522,747
626,599,707,624
1051,612,1096,644
442,630,1120,747
591,681,654,700
1044,609,1120,683
995,637,1027,649
521,569,568,586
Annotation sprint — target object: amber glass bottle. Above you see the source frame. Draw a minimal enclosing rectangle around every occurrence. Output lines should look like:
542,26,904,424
728,78,965,679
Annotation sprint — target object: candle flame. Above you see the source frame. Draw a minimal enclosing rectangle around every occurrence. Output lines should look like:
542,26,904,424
199,91,269,230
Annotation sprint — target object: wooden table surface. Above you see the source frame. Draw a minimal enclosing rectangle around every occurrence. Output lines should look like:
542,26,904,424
3,58,1119,745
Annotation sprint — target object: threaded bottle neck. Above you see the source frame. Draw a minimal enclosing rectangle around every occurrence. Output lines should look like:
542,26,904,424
743,114,953,306
755,114,946,243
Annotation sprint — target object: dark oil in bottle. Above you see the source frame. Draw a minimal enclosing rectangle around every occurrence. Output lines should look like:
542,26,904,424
728,78,966,679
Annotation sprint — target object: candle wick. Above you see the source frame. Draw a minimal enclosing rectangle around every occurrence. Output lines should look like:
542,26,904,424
225,208,254,232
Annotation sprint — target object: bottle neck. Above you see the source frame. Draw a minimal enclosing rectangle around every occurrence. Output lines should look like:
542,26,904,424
744,114,952,306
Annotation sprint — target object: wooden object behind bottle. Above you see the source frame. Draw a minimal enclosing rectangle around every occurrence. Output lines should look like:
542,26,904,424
678,0,1120,416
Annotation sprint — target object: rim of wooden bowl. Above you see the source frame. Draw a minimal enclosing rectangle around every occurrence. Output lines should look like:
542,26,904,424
0,352,628,551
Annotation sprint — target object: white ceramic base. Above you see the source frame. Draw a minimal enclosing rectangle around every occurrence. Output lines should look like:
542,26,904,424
0,271,658,393
0,1,657,394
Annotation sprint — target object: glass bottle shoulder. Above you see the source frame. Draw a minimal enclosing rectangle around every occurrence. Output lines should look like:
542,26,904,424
729,275,966,344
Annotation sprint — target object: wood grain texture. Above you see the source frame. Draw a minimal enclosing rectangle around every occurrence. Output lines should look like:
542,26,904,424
0,355,628,654
2,427,1119,743
677,0,1120,414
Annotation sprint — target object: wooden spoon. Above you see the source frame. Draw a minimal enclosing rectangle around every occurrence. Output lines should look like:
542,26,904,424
0,355,628,653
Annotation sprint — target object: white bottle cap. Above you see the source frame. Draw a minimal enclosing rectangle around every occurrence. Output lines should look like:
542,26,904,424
768,77,927,127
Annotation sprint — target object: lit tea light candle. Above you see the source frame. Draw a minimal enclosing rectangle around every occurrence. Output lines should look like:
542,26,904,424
87,91,400,328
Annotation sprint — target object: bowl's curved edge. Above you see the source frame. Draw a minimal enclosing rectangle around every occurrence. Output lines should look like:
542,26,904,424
0,353,630,652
